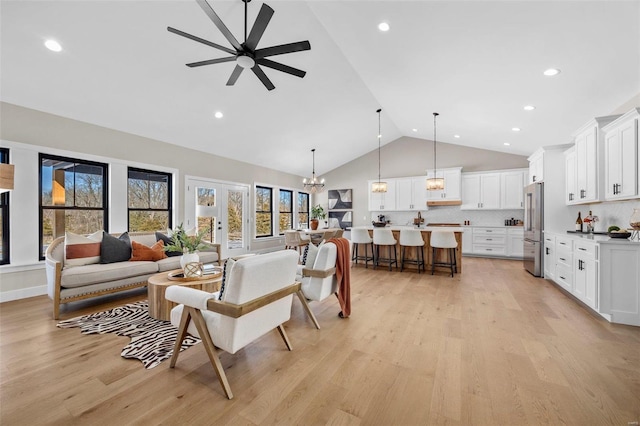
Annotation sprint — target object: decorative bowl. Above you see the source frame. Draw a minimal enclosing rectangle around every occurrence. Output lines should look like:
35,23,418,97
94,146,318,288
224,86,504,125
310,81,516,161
372,221,387,228
608,232,631,239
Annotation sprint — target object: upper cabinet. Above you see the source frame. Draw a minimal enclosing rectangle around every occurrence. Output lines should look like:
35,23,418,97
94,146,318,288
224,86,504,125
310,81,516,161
501,169,528,209
396,177,429,211
461,172,501,210
602,108,639,201
426,167,462,205
368,179,397,211
528,150,544,183
565,114,621,205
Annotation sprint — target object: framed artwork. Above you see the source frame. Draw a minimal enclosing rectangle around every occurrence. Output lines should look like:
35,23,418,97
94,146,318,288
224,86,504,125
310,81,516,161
329,211,352,229
328,189,352,210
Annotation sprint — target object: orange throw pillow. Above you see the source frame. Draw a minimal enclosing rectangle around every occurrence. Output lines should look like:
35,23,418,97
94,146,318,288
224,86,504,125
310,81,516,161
130,240,168,261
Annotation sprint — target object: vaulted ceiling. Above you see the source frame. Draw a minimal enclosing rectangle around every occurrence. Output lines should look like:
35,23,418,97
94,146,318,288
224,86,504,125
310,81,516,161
1,1,638,177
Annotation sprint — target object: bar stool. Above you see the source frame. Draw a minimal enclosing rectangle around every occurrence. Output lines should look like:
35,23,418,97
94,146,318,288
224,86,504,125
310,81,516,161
350,227,374,268
373,228,398,271
399,229,425,273
429,231,457,277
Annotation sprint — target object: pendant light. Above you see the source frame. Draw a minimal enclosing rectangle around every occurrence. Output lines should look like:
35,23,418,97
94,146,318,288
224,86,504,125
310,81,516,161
426,112,445,190
303,148,325,193
371,108,387,193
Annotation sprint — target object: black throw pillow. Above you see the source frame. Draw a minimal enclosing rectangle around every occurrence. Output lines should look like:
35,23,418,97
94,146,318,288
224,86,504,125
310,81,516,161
155,232,182,257
100,232,132,264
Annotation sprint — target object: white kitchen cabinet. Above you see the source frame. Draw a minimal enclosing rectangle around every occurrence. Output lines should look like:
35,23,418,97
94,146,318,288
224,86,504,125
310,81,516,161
460,172,501,210
461,227,472,254
543,233,556,281
573,240,598,310
554,236,573,293
507,227,524,258
501,169,527,209
528,150,544,183
396,177,428,211
471,227,506,256
599,241,640,327
426,167,462,204
603,108,639,201
368,179,397,211
564,147,577,205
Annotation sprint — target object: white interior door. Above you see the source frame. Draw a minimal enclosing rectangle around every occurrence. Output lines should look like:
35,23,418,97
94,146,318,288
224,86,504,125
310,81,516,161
185,176,249,260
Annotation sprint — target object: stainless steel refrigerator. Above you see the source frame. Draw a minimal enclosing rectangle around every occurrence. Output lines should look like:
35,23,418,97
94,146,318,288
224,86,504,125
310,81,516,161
524,182,543,276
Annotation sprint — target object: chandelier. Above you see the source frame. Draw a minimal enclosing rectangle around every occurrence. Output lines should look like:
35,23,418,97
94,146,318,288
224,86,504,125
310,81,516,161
303,148,325,193
372,108,387,193
426,112,445,190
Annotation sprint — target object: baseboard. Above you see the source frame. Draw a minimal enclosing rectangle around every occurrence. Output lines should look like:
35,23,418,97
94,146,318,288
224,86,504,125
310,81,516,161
0,285,47,303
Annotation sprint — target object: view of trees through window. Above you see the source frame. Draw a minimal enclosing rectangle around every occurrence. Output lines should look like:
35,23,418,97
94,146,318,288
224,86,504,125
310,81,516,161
0,148,9,265
298,192,309,229
128,168,172,232
279,190,293,234
40,155,107,257
255,186,272,237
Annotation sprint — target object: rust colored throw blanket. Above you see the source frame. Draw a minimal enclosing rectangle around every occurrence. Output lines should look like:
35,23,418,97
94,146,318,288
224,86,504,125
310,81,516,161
328,237,351,318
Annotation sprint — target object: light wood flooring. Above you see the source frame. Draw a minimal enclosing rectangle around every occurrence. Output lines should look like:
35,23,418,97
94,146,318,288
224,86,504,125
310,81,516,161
1,257,639,425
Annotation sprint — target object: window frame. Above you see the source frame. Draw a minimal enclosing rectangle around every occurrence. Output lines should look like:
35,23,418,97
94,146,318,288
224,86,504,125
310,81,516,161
278,189,294,235
39,153,109,260
127,167,173,232
0,148,10,265
255,185,273,238
297,192,310,230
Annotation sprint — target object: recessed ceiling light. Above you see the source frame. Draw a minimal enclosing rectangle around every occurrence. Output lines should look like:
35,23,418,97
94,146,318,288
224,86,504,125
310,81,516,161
523,105,536,111
453,134,461,138
214,111,223,119
44,39,62,52
504,142,511,146
378,22,390,32
543,68,560,76
512,127,521,132
412,128,418,132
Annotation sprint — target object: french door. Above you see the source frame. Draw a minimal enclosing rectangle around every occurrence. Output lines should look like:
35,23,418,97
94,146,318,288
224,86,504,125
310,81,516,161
184,176,249,260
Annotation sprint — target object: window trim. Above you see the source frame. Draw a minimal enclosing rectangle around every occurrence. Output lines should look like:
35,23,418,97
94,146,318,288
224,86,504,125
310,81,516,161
278,189,294,235
0,148,9,265
297,191,310,230
255,185,273,238
39,153,109,260
126,166,173,232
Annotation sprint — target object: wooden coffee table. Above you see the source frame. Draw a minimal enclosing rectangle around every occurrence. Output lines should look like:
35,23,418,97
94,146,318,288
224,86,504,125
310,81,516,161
147,269,222,321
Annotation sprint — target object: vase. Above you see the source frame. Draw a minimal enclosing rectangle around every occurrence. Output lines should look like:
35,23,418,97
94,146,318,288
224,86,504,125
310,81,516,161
310,219,319,230
630,209,640,242
180,251,200,270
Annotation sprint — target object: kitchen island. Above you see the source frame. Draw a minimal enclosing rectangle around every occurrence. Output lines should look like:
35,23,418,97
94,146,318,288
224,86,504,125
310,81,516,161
353,226,464,273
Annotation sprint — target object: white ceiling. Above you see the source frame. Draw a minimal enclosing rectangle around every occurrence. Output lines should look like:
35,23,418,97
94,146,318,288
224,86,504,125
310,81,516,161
1,1,638,177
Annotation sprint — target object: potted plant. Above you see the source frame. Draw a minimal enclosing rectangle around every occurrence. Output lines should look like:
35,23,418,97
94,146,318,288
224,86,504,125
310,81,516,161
164,223,210,269
310,204,326,230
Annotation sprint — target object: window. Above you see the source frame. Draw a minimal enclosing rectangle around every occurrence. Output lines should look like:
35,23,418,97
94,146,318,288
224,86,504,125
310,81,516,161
297,192,309,229
255,186,273,237
0,148,9,265
40,154,108,259
279,189,293,234
128,168,172,232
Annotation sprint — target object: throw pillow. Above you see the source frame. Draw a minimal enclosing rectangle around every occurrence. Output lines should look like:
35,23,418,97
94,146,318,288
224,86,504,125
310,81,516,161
302,242,323,268
155,232,182,257
100,232,131,264
218,257,236,301
64,231,103,268
130,240,168,261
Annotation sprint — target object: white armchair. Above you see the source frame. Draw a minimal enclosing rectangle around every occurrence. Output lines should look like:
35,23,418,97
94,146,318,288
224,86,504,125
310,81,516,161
166,250,300,399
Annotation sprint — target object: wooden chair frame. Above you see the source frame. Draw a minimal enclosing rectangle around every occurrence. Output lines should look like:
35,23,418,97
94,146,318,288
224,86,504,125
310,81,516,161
295,267,337,330
170,282,301,399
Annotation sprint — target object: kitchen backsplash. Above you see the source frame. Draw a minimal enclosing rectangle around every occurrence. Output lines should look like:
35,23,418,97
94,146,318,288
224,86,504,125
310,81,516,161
370,206,524,227
567,199,640,232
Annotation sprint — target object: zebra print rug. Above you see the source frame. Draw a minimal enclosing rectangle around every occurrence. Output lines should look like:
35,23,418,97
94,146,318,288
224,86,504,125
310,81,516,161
57,301,200,369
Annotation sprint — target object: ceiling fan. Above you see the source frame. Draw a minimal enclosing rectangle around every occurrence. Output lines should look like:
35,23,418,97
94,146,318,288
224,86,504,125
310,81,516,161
168,0,311,91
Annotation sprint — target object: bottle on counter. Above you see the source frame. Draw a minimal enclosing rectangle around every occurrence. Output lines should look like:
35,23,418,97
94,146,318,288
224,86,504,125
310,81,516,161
576,212,583,232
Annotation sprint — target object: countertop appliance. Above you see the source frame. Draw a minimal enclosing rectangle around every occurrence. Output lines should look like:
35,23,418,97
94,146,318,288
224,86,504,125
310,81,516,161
524,182,543,276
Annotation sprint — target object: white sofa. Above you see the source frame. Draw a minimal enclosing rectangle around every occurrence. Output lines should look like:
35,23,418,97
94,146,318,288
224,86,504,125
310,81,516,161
45,232,220,319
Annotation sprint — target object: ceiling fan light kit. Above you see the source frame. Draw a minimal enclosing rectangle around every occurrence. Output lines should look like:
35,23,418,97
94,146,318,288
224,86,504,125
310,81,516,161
426,112,445,191
168,0,311,91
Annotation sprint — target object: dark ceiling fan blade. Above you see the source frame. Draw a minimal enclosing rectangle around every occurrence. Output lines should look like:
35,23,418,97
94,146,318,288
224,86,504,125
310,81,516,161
167,27,236,55
226,65,244,86
187,57,237,67
254,40,311,59
251,65,275,91
196,0,242,51
245,3,274,51
257,58,306,78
